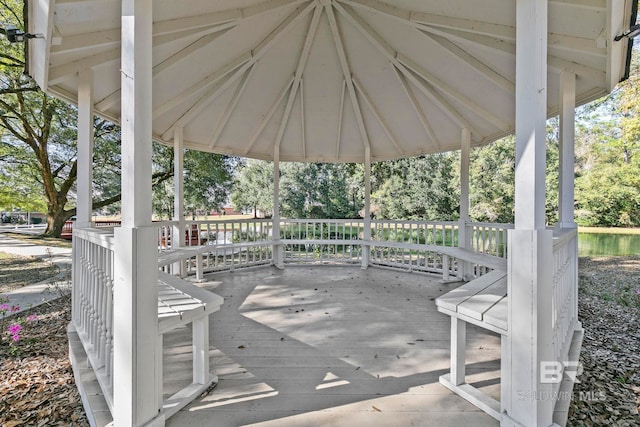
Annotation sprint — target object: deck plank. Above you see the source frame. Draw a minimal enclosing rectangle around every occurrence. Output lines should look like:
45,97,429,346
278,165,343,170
164,265,500,427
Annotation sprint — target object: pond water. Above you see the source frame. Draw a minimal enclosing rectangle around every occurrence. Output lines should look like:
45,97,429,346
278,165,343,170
578,233,640,257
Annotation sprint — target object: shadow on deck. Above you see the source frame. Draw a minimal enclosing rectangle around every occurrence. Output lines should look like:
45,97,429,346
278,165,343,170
163,265,500,427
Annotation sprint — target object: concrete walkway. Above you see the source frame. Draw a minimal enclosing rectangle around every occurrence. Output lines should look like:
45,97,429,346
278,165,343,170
0,233,72,315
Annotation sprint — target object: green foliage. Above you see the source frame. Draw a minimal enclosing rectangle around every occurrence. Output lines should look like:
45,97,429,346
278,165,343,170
469,137,515,223
230,159,274,217
372,154,458,221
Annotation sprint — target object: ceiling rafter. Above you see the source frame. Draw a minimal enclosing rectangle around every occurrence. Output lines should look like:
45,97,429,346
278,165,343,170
391,65,440,150
333,2,483,139
341,0,605,57
416,24,606,85
300,78,306,158
335,80,346,158
207,65,256,148
94,27,233,111
273,5,323,152
325,1,371,153
48,49,120,85
160,1,316,140
419,31,515,95
48,23,236,85
397,53,511,131
352,76,403,155
153,27,233,76
244,76,295,155
153,52,251,120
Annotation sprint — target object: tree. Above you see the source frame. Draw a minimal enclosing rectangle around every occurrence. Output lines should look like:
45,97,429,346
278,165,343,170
230,159,274,217
372,154,458,221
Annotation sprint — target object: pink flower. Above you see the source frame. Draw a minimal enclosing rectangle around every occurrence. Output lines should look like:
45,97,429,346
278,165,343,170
11,334,20,342
26,314,38,322
0,303,8,312
10,305,20,313
8,323,21,335
637,289,640,295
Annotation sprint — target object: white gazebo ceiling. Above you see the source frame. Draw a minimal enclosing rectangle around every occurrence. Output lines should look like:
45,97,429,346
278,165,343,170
28,0,636,163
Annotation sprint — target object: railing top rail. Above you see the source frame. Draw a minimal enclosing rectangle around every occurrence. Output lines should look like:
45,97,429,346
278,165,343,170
281,218,363,224
467,222,514,229
553,227,578,249
371,219,458,226
186,218,274,225
73,227,115,250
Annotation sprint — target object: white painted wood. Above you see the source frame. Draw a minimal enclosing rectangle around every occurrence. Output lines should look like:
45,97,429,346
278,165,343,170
506,229,555,427
76,68,94,228
272,149,283,268
514,0,548,231
114,1,161,425
362,149,371,269
439,374,501,420
450,318,466,386
458,129,471,278
172,127,185,276
558,71,577,229
113,226,161,426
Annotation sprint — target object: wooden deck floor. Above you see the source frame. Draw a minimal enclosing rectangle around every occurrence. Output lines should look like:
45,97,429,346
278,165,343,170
163,265,501,427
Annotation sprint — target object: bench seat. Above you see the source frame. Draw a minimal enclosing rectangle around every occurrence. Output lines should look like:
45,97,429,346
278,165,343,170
435,269,508,421
436,269,507,335
156,271,223,419
158,241,278,279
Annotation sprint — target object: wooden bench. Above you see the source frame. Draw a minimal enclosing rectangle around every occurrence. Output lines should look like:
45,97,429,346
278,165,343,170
158,241,278,280
435,269,507,421
156,271,223,418
366,240,506,282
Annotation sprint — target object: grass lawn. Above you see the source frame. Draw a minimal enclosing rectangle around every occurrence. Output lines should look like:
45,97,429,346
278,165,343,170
0,252,58,294
5,232,72,248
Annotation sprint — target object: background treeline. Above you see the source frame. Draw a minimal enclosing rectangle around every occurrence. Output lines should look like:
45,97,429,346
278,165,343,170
1,0,638,236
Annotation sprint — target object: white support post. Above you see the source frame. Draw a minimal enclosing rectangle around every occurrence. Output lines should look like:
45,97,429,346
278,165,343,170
450,318,466,386
558,71,577,230
458,129,471,279
361,148,371,269
76,68,94,228
503,1,554,426
172,127,186,277
114,0,162,426
272,148,283,268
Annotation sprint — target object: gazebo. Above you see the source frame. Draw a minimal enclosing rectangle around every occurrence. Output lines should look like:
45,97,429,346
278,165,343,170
26,0,636,426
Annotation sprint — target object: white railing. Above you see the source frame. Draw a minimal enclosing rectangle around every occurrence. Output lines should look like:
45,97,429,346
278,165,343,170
156,218,512,276
72,227,115,411
185,218,275,272
551,227,579,386
68,218,514,423
468,222,512,258
369,220,459,274
281,219,364,264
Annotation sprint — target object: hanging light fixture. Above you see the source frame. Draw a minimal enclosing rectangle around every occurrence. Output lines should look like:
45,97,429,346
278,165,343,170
0,25,43,43
614,24,640,41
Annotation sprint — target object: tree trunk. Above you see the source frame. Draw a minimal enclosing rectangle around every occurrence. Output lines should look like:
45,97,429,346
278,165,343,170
43,196,74,237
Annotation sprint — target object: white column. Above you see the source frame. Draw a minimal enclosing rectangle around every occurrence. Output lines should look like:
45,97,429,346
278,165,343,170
458,129,471,279
76,68,94,228
504,1,554,426
361,148,371,269
172,127,185,276
272,147,283,268
113,0,162,425
558,71,577,229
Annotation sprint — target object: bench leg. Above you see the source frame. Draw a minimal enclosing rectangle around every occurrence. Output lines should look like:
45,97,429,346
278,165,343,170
195,253,204,281
156,333,163,410
442,255,450,281
192,316,209,385
450,317,466,386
